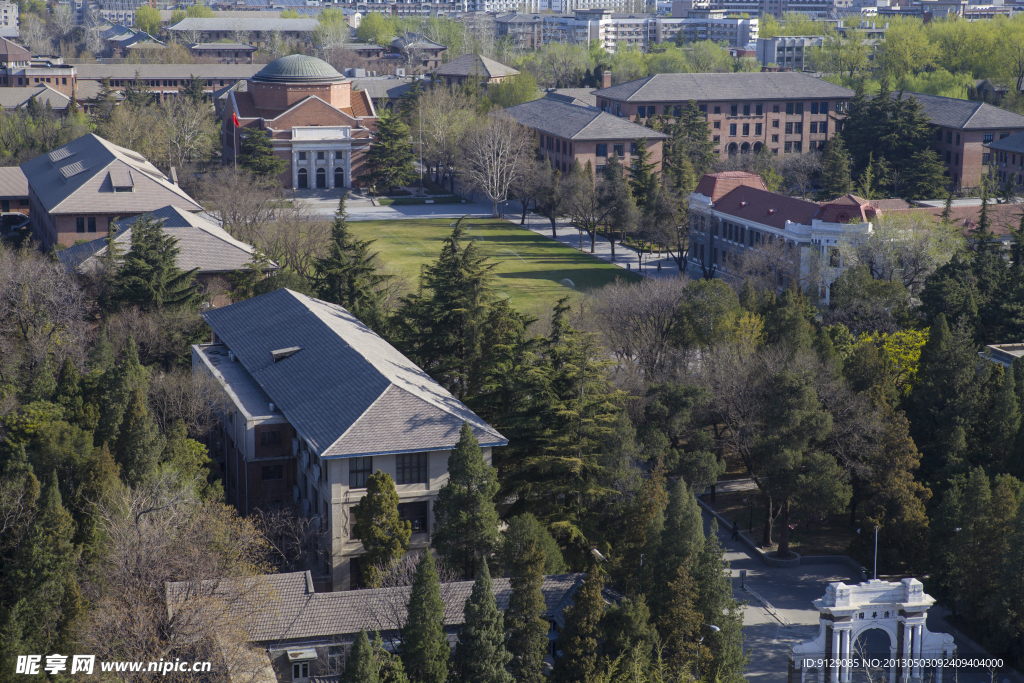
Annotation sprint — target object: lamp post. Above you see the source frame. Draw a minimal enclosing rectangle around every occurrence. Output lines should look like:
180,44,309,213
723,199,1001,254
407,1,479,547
696,624,721,680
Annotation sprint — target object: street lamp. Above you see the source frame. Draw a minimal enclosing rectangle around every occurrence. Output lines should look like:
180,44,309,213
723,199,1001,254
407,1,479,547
696,624,721,680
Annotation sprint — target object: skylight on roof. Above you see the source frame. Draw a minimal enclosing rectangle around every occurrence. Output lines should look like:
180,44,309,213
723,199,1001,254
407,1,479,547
59,161,89,179
48,148,72,163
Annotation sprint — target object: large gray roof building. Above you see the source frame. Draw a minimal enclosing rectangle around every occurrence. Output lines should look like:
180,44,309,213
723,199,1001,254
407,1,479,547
593,72,855,104
21,133,202,249
503,97,667,142
896,91,1024,130
56,205,273,277
433,53,518,83
194,288,507,591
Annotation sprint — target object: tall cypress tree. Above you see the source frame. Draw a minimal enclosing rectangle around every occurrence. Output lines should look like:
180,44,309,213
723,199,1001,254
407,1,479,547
676,100,716,175
342,630,379,683
312,196,393,333
108,217,200,312
601,154,639,263
95,338,148,449
351,471,410,587
452,562,513,683
628,138,658,210
431,422,500,577
692,519,747,683
114,386,165,485
654,480,704,592
401,551,449,683
983,367,1020,471
398,218,497,399
505,538,548,683
553,568,605,683
359,109,416,193
818,135,852,200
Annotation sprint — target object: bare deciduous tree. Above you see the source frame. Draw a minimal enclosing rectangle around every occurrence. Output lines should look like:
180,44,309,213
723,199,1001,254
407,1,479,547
200,168,282,240
561,161,615,252
48,5,77,47
149,368,232,437
419,86,475,192
459,113,534,217
252,503,328,575
162,96,217,170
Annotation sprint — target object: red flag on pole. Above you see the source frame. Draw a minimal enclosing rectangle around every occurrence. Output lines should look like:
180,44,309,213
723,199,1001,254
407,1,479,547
232,111,240,127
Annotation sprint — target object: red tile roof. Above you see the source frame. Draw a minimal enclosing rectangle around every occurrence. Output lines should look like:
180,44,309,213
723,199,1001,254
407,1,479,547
814,194,881,223
712,185,819,230
694,171,766,202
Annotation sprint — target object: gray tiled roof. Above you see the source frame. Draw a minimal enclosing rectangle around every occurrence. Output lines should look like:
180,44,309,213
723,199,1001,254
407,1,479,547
543,88,598,108
74,63,262,81
893,91,1024,130
434,54,517,78
191,42,257,50
166,571,589,644
502,98,668,142
201,288,507,458
593,72,854,103
351,77,413,100
0,85,70,111
0,166,27,198
986,130,1024,153
20,134,202,215
168,17,318,32
56,205,273,275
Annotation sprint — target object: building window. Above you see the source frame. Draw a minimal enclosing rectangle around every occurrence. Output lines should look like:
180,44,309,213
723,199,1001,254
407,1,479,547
811,102,819,115
87,217,96,233
810,122,818,134
786,102,794,115
785,122,793,134
772,134,778,142
793,141,802,152
1001,132,1011,139
298,151,307,161
317,151,325,160
714,106,721,114
982,153,991,165
293,663,310,681
742,123,749,136
713,136,720,142
398,501,429,533
76,217,84,233
613,143,624,157
795,103,803,115
743,104,750,115
955,153,960,164
820,121,827,135
794,122,803,134
785,141,793,152
596,143,607,157
756,123,762,135
260,430,283,446
596,165,606,175
773,120,779,128
773,105,780,113
730,104,738,116
729,124,737,136
396,453,428,484
756,103,763,115
713,121,720,129
698,104,707,116
630,142,637,154
349,457,372,489
261,465,283,481
984,133,994,143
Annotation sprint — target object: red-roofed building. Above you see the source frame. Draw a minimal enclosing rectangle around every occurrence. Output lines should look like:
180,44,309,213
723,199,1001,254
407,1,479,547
687,173,884,302
222,54,376,191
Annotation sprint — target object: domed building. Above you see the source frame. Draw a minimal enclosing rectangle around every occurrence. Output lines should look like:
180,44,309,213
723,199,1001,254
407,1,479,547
222,54,376,190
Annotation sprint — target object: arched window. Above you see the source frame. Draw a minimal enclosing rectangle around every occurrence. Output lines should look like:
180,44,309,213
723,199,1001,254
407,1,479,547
297,168,308,189
316,168,326,189
335,167,344,188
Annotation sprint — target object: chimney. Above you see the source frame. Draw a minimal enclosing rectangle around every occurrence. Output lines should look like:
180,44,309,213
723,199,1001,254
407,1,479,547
602,70,612,89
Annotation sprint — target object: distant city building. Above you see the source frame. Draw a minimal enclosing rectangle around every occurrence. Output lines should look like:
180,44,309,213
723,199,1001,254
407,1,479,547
674,0,834,17
188,42,257,64
984,129,1024,190
0,2,17,39
166,17,319,47
74,63,262,101
223,54,376,191
756,35,825,70
0,37,76,98
594,72,854,158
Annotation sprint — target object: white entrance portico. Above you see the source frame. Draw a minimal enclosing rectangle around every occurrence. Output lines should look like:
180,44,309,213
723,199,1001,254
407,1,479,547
286,126,353,190
789,579,955,683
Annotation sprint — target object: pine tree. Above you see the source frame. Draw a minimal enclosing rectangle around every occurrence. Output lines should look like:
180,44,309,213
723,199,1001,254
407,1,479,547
452,562,513,683
108,217,200,312
181,75,207,103
505,537,548,683
312,196,393,333
601,154,639,263
652,479,704,611
401,551,449,683
398,218,497,398
95,338,148,449
9,475,82,655
941,192,954,221
983,367,1021,471
903,149,948,201
553,568,605,683
611,463,668,597
351,471,410,587
628,138,658,210
676,100,716,175
656,562,702,675
342,630,379,683
239,129,286,177
114,386,165,485
373,632,410,683
431,422,500,577
499,513,566,576
996,504,1024,660
692,519,747,683
601,595,658,672
818,135,852,200
360,109,416,193
123,70,153,107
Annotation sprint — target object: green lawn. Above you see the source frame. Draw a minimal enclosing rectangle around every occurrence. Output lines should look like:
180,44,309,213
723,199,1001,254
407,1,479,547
349,218,642,313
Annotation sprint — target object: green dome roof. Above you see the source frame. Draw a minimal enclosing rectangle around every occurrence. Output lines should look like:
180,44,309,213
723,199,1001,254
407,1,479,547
253,54,343,84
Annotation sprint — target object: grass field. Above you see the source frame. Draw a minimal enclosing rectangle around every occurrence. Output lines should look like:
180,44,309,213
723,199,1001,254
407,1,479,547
349,218,642,313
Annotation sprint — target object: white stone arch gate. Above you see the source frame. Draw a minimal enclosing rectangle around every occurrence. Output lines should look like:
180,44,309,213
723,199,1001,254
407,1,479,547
789,579,956,683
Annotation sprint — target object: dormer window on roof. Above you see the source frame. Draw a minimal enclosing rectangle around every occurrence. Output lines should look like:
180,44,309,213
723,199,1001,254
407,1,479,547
271,346,302,363
109,168,134,192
